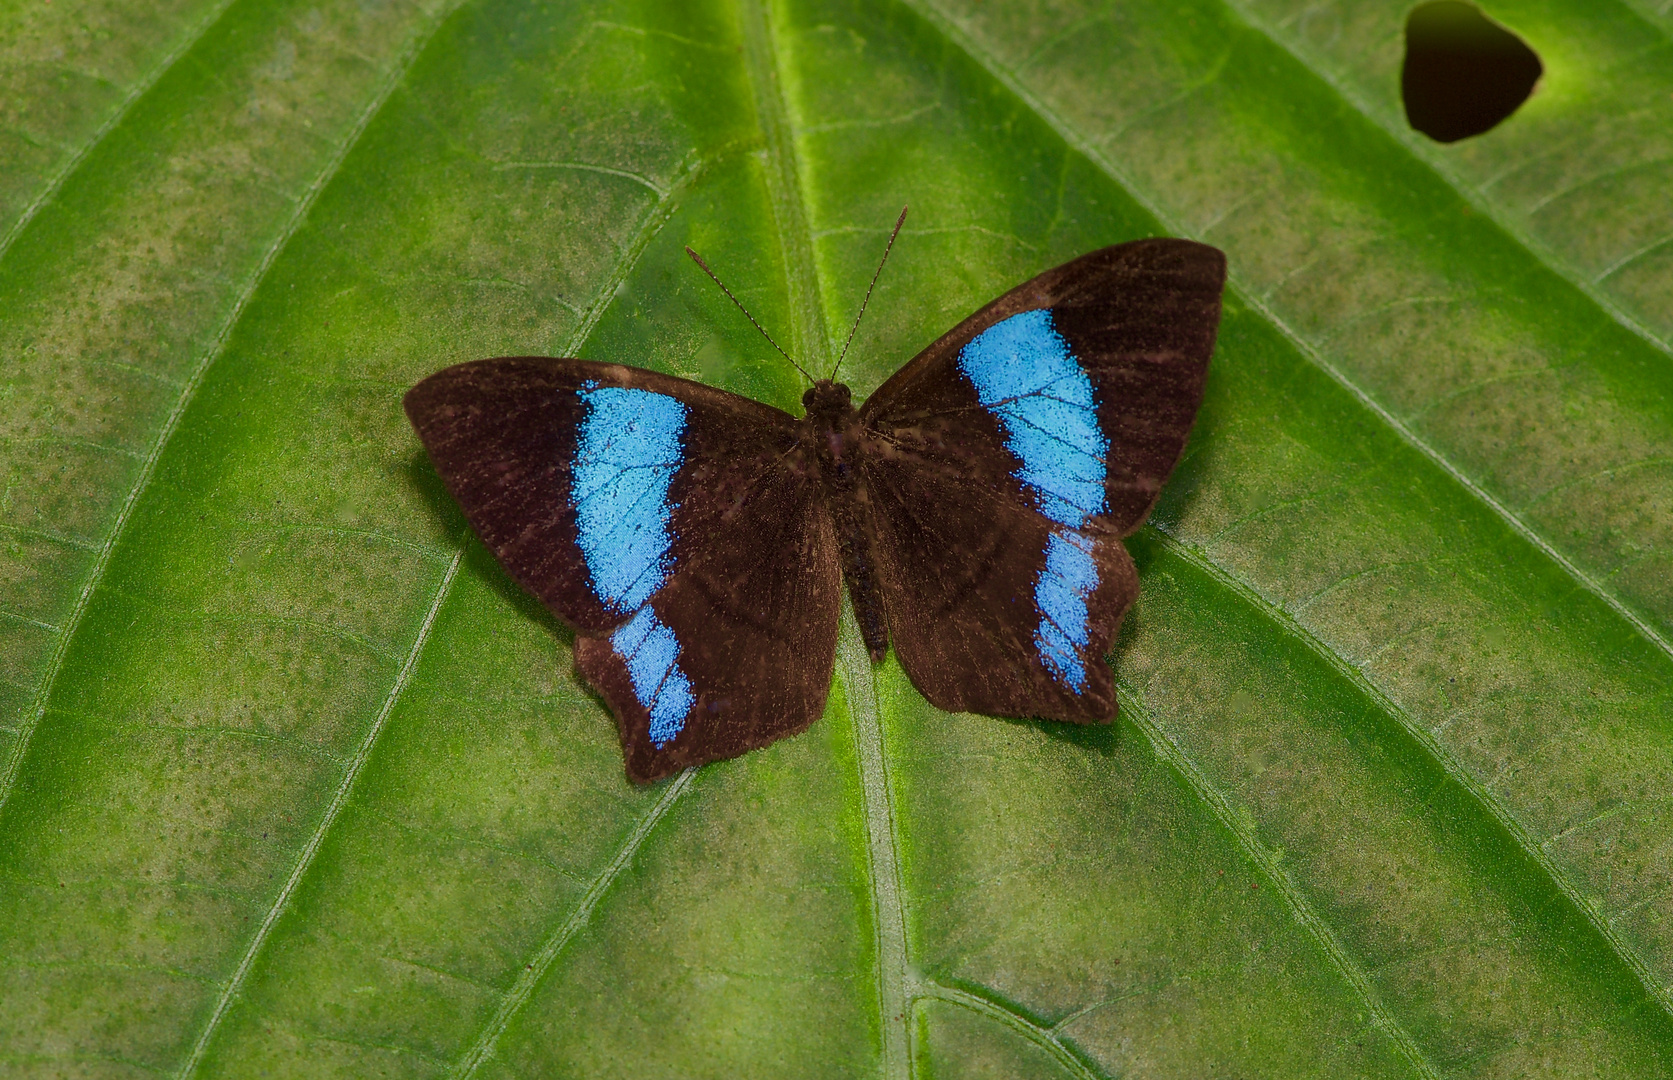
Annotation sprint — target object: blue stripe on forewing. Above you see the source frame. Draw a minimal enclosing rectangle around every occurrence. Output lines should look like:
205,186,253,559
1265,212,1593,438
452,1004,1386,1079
957,309,1109,691
573,381,693,746
573,383,687,612
956,309,1108,529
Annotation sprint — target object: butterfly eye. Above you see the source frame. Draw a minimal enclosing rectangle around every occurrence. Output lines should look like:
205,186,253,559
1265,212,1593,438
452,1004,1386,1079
801,381,853,414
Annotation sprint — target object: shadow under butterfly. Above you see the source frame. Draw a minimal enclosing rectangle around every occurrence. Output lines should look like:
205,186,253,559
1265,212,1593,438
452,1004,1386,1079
405,210,1226,783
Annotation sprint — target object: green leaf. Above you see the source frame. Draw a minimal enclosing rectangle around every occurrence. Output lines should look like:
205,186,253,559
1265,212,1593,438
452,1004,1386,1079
2,0,1670,1074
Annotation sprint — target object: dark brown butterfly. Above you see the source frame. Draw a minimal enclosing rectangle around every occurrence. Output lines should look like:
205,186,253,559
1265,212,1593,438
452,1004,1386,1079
405,235,1225,783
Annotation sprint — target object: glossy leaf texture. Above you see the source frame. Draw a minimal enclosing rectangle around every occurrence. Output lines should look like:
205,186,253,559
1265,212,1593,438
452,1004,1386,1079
1,0,1671,1076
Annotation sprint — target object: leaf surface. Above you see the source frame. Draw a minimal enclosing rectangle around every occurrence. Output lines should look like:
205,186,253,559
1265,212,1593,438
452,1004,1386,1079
2,0,1671,1076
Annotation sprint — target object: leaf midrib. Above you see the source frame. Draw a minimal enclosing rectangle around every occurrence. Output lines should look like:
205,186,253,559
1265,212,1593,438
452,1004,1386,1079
9,0,1664,1069
756,0,1454,1069
743,1,913,1074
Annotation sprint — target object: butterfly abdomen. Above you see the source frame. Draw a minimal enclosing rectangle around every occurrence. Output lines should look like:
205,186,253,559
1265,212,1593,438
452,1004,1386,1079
803,380,891,662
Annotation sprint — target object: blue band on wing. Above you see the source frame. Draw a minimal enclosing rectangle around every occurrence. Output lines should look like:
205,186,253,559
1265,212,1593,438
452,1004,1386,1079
574,382,693,746
610,606,695,748
956,309,1108,529
958,310,1109,691
573,382,688,612
1033,530,1098,691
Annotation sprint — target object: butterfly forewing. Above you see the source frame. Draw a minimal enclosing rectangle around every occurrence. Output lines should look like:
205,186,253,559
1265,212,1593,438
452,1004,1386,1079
859,239,1226,721
405,359,840,783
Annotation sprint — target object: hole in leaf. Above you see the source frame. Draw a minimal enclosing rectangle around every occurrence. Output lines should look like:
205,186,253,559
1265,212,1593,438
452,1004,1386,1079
1402,1,1542,143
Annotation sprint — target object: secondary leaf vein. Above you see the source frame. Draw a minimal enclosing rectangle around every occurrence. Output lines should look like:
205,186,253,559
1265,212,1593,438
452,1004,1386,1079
174,547,463,1079
0,0,242,266
0,0,469,824
1118,688,1443,1080
450,768,696,1079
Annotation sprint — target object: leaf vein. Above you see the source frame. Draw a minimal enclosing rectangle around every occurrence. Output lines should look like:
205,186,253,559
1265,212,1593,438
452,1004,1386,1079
1211,0,1673,361
1147,525,1673,1026
174,546,465,1078
0,0,242,266
898,0,1673,680
0,0,467,824
913,979,1104,1080
1118,687,1444,1079
451,769,696,1078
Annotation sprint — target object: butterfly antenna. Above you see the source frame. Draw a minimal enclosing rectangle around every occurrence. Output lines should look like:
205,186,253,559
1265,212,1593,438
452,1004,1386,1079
685,246,813,383
830,204,908,382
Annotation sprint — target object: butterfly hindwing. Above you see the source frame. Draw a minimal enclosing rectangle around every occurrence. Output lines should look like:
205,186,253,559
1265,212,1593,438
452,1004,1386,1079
859,239,1226,721
405,359,840,782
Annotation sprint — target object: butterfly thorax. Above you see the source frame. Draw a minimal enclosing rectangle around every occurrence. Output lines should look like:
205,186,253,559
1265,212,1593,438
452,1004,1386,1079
802,379,890,663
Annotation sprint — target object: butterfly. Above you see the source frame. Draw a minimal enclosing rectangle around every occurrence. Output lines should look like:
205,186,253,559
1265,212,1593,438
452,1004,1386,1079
405,225,1226,783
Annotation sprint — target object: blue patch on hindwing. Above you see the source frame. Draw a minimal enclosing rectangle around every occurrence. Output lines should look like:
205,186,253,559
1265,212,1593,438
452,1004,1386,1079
573,381,693,747
957,310,1108,691
610,606,696,748
1032,530,1098,691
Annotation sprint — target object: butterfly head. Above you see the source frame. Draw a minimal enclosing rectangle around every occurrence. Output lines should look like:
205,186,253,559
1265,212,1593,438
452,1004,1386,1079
801,379,855,426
